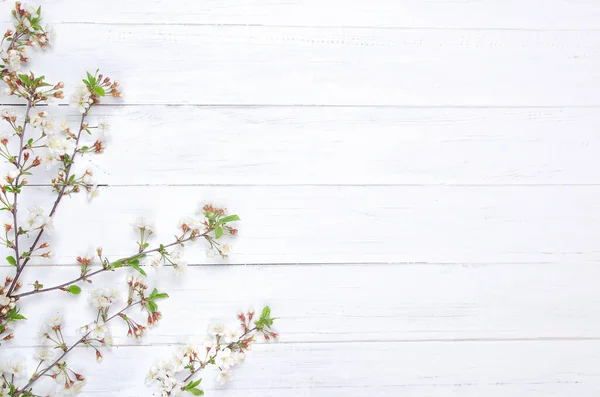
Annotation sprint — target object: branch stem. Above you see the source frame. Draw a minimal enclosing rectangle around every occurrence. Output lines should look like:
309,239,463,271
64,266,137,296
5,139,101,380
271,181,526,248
14,300,142,397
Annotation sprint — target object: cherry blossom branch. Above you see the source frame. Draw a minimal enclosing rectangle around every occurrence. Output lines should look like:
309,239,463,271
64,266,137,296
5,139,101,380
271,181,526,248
12,230,211,299
182,327,257,385
14,300,142,397
8,112,88,295
9,100,32,276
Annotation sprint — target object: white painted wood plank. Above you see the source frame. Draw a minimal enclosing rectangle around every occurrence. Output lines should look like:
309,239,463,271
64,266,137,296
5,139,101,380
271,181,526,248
1,185,598,265
5,263,600,345
1,25,599,106
11,0,600,30
16,106,600,186
2,341,600,396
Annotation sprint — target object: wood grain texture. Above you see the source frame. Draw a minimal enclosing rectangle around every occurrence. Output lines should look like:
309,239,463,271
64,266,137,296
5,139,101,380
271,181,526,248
22,0,600,30
0,0,597,395
18,106,600,186
5,264,600,346
1,24,599,106
1,185,598,266
2,342,600,396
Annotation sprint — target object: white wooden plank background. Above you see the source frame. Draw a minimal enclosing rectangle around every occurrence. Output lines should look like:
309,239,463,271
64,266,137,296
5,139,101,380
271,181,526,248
1,1,600,396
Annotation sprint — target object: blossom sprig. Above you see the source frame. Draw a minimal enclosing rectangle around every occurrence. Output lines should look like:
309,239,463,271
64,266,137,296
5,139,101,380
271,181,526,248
146,307,277,396
4,293,146,397
0,3,276,397
0,2,52,78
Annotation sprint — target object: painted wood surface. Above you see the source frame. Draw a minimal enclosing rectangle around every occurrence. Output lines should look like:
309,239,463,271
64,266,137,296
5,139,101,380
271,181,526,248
0,1,598,396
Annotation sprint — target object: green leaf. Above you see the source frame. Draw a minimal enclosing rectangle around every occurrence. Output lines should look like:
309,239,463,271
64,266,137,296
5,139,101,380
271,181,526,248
219,215,240,224
6,256,16,266
18,74,31,85
7,307,26,321
189,388,204,396
147,300,158,313
214,225,223,239
184,380,202,390
111,259,124,268
86,71,96,86
93,86,105,96
261,306,271,320
128,262,147,276
150,288,169,300
66,285,81,294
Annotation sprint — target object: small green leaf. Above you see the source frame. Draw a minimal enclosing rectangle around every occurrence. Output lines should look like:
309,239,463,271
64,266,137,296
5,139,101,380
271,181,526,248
214,225,223,239
6,256,16,266
189,388,204,396
67,285,81,294
184,380,202,390
111,259,124,268
86,71,96,86
93,86,105,96
129,262,147,276
261,306,271,320
7,307,26,321
18,74,31,85
147,300,158,313
219,215,240,224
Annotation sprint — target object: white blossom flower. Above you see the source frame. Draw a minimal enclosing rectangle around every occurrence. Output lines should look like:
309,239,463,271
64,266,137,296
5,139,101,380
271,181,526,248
87,186,100,201
146,252,163,268
47,134,76,156
222,244,231,256
41,151,59,170
88,321,108,339
45,314,63,331
222,326,239,344
0,130,12,144
59,122,69,131
208,323,226,336
131,217,154,232
98,118,110,134
6,169,20,180
90,288,120,309
172,259,187,275
216,371,231,385
2,359,26,378
0,294,10,306
45,24,56,38
232,351,246,365
7,50,21,72
71,84,92,113
1,109,15,119
34,346,56,362
214,349,234,370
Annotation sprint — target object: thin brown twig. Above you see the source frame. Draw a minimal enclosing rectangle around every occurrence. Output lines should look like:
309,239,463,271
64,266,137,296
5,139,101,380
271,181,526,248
181,327,257,385
12,230,211,299
9,100,32,281
8,111,88,295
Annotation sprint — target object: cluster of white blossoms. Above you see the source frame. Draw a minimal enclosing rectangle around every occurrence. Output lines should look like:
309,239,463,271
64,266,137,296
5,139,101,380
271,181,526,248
89,288,120,310
71,84,92,114
0,2,54,75
146,323,250,397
